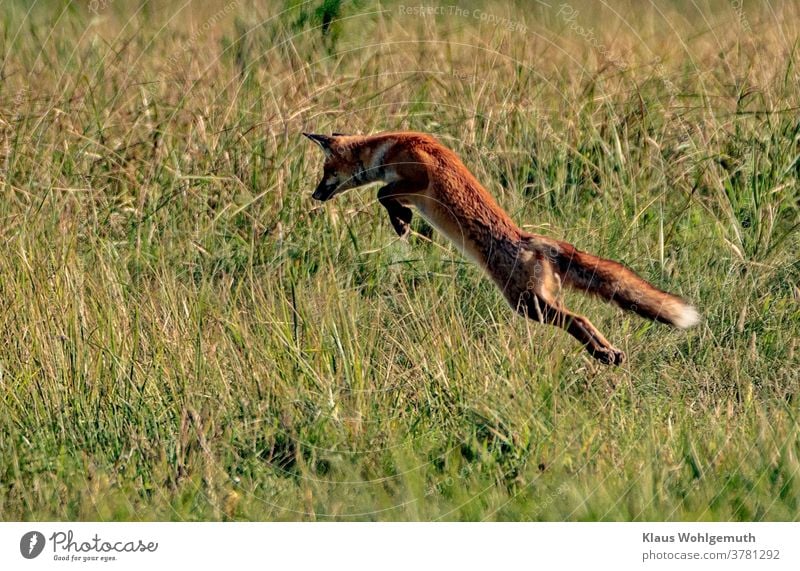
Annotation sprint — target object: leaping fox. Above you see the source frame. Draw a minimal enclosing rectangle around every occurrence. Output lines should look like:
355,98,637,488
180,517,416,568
303,131,699,365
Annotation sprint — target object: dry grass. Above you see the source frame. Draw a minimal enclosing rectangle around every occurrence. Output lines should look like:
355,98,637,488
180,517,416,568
0,0,798,520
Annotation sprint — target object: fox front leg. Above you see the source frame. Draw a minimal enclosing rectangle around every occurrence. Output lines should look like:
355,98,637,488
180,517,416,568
377,182,415,238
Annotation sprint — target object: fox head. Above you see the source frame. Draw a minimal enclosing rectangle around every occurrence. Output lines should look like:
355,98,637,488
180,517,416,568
303,132,364,201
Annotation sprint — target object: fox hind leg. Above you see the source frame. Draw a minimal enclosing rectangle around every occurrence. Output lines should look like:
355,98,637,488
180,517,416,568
547,302,625,365
520,292,625,365
514,259,626,365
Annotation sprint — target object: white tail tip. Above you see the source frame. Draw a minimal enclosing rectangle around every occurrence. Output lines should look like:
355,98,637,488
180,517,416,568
674,304,701,329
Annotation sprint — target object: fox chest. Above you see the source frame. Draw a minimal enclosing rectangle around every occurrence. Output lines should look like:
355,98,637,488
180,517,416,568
412,197,521,277
411,199,481,262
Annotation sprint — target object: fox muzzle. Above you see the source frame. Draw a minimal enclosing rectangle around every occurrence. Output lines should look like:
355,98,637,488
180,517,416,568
311,181,337,201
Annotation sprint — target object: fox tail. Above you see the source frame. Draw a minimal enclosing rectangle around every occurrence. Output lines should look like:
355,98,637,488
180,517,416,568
551,241,700,328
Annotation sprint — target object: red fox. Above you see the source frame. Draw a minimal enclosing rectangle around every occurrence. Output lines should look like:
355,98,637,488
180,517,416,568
304,131,699,365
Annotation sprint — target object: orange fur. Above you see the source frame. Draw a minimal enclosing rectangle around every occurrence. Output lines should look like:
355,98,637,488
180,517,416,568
304,131,700,365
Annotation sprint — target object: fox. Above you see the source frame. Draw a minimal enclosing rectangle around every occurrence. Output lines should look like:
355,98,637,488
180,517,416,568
303,131,700,365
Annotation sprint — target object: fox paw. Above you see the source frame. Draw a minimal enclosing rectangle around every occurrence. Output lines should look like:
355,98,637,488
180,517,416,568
591,346,626,366
391,220,411,238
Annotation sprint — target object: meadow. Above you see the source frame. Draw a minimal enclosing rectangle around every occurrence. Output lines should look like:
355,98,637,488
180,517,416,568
0,0,798,520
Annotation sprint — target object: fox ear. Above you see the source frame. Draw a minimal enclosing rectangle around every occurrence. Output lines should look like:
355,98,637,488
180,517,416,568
303,132,335,155
331,132,348,136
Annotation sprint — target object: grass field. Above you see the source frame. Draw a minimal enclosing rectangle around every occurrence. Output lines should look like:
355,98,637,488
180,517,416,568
0,0,798,521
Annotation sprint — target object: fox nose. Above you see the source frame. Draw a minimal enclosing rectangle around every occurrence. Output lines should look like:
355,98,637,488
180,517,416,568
312,182,334,201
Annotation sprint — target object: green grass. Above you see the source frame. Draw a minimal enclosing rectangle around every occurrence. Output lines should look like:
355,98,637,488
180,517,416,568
0,0,798,521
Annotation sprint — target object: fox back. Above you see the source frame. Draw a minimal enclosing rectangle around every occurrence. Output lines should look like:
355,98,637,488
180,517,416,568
304,131,699,365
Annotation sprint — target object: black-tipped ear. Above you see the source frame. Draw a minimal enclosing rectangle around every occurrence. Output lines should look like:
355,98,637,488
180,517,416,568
303,132,335,154
331,132,348,136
